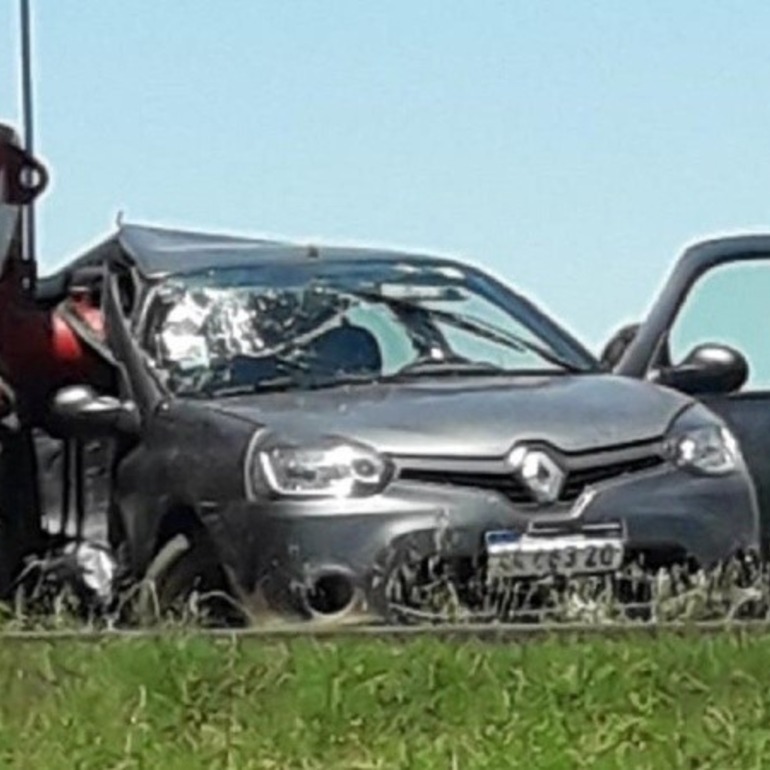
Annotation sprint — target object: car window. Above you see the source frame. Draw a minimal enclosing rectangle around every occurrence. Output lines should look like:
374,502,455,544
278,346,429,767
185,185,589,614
344,304,415,372
62,261,136,340
668,260,770,390
62,262,106,340
423,292,550,369
345,294,549,372
69,262,103,304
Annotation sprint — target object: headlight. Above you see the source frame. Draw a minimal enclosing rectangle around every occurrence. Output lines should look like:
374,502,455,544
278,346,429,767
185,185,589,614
663,423,739,475
257,439,392,498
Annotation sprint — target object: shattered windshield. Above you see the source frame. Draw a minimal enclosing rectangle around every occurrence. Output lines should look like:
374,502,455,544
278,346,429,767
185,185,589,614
140,259,594,397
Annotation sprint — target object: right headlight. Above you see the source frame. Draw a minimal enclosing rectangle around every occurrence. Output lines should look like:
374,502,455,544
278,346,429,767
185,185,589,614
248,435,393,499
663,422,740,476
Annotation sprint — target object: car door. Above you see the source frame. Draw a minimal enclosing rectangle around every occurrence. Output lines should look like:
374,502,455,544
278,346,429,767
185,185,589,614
39,259,139,544
622,247,770,548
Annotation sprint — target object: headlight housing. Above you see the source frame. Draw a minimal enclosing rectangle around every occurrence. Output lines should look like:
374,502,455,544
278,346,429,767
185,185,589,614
254,438,392,498
663,422,739,476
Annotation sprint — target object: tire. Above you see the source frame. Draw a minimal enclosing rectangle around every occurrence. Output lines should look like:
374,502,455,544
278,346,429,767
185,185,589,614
137,531,242,625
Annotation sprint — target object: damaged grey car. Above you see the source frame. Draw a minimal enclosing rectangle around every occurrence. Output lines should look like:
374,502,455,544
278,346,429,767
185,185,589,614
39,224,759,623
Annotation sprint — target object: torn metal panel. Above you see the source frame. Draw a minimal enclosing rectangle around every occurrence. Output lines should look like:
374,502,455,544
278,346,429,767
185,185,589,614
66,541,116,602
14,540,117,617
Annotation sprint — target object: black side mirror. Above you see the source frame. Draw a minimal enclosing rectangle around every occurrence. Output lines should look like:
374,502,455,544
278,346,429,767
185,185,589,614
51,385,140,438
653,343,749,396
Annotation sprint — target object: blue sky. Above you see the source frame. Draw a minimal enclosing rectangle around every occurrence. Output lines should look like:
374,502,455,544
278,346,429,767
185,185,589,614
2,2,770,349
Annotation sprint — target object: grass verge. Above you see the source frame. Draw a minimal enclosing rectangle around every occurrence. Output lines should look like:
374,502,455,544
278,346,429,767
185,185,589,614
0,630,769,768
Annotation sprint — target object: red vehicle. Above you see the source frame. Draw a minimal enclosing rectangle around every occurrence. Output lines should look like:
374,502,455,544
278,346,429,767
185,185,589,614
0,125,112,408
0,123,114,598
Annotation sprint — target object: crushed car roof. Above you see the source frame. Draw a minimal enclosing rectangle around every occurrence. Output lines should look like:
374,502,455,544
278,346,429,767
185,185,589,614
73,223,450,278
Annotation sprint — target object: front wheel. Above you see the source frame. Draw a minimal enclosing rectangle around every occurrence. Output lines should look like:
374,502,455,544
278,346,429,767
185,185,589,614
136,531,245,626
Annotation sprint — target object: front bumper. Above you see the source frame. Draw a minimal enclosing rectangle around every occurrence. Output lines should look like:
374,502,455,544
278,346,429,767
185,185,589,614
200,460,760,619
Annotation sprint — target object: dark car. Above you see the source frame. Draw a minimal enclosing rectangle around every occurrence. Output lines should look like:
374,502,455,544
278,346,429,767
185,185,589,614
605,234,770,557
40,224,759,623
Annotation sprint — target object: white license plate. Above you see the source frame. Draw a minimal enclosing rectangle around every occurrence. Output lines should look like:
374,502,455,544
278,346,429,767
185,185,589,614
485,530,625,579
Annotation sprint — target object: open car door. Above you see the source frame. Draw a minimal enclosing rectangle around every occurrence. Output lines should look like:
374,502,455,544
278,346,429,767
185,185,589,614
618,236,770,552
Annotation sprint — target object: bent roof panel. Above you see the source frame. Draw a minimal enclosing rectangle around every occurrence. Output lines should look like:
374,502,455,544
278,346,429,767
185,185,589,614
119,223,308,276
84,223,441,278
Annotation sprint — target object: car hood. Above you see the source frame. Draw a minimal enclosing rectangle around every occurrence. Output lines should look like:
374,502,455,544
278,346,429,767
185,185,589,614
209,374,693,457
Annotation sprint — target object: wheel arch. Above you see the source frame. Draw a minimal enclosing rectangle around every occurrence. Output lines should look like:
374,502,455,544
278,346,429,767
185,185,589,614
119,497,212,578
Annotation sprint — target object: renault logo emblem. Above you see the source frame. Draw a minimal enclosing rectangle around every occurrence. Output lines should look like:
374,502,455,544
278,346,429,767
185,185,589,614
509,446,566,503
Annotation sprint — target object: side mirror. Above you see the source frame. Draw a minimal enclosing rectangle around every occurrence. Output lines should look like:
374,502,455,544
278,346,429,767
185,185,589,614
653,343,749,396
51,385,140,438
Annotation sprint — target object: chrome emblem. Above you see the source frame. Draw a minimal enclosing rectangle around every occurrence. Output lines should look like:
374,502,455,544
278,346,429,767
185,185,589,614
509,446,566,503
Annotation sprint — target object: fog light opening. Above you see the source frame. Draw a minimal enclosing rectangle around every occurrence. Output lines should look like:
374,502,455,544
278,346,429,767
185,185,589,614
305,571,357,617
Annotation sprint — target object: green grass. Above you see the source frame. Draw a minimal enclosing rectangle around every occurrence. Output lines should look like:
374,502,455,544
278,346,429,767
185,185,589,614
0,632,770,769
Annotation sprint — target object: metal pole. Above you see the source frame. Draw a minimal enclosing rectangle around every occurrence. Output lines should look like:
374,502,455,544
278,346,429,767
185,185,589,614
19,0,36,269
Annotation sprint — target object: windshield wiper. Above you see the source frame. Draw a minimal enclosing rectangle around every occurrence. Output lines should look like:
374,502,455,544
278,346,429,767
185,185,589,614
202,370,382,398
197,376,298,398
384,357,512,380
348,290,587,373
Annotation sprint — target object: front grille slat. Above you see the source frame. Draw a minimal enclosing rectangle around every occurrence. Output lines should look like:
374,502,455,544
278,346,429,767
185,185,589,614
399,452,664,507
561,455,663,501
398,468,532,503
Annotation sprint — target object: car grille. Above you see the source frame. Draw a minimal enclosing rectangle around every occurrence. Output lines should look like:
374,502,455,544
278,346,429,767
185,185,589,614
398,453,664,506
